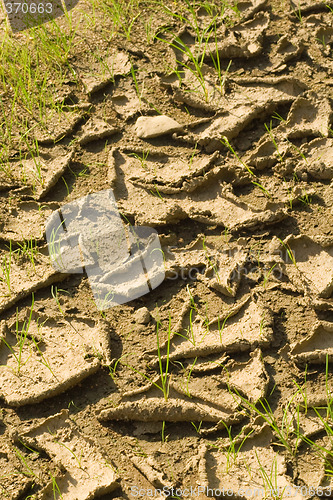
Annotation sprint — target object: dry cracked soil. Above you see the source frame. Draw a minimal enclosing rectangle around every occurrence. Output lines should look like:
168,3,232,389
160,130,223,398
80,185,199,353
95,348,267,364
1,0,333,498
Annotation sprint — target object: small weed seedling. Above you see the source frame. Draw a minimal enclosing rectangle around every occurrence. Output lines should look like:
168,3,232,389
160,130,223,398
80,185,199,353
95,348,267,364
51,285,66,317
191,420,203,433
16,238,39,273
210,422,254,473
221,136,255,176
209,25,232,94
130,62,143,104
264,121,284,163
13,447,37,478
1,295,35,375
217,311,233,344
0,241,13,295
278,239,297,268
173,357,198,398
262,263,278,289
252,180,272,199
292,1,303,23
50,473,64,499
156,316,172,401
129,150,150,169
123,316,173,401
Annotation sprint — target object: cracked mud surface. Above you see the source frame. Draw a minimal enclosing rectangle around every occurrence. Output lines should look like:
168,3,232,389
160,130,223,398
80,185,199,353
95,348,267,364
1,0,333,498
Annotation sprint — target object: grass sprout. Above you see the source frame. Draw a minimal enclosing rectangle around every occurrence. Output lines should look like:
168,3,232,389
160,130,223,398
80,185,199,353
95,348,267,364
129,150,150,169
221,136,255,176
123,316,173,401
1,294,35,374
278,238,297,268
0,240,13,294
264,121,284,163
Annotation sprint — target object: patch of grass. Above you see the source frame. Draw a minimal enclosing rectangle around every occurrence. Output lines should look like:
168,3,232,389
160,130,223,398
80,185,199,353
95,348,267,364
16,238,39,273
99,0,140,40
215,422,254,473
298,357,333,476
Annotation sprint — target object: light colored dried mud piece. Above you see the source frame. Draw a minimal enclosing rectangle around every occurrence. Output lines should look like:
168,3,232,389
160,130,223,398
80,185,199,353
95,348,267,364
204,12,270,60
244,137,290,170
297,447,330,493
98,383,242,424
112,85,150,120
134,115,183,139
20,409,119,499
221,349,269,403
128,151,220,194
172,375,241,410
15,149,73,200
148,296,273,363
191,354,229,373
296,138,333,180
291,321,333,364
81,51,131,94
134,307,151,325
211,426,306,500
301,384,333,408
79,117,119,145
163,235,246,296
0,201,58,242
171,75,308,114
130,454,173,489
34,110,83,144
224,0,268,21
290,0,333,13
0,314,110,406
281,235,333,298
269,35,305,71
294,408,328,439
0,252,64,315
197,244,248,297
172,86,217,112
316,25,333,51
120,177,286,229
162,236,207,278
183,80,303,151
278,92,332,139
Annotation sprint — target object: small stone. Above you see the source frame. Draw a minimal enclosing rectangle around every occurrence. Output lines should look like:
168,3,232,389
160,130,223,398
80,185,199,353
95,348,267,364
134,115,183,139
134,307,151,324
